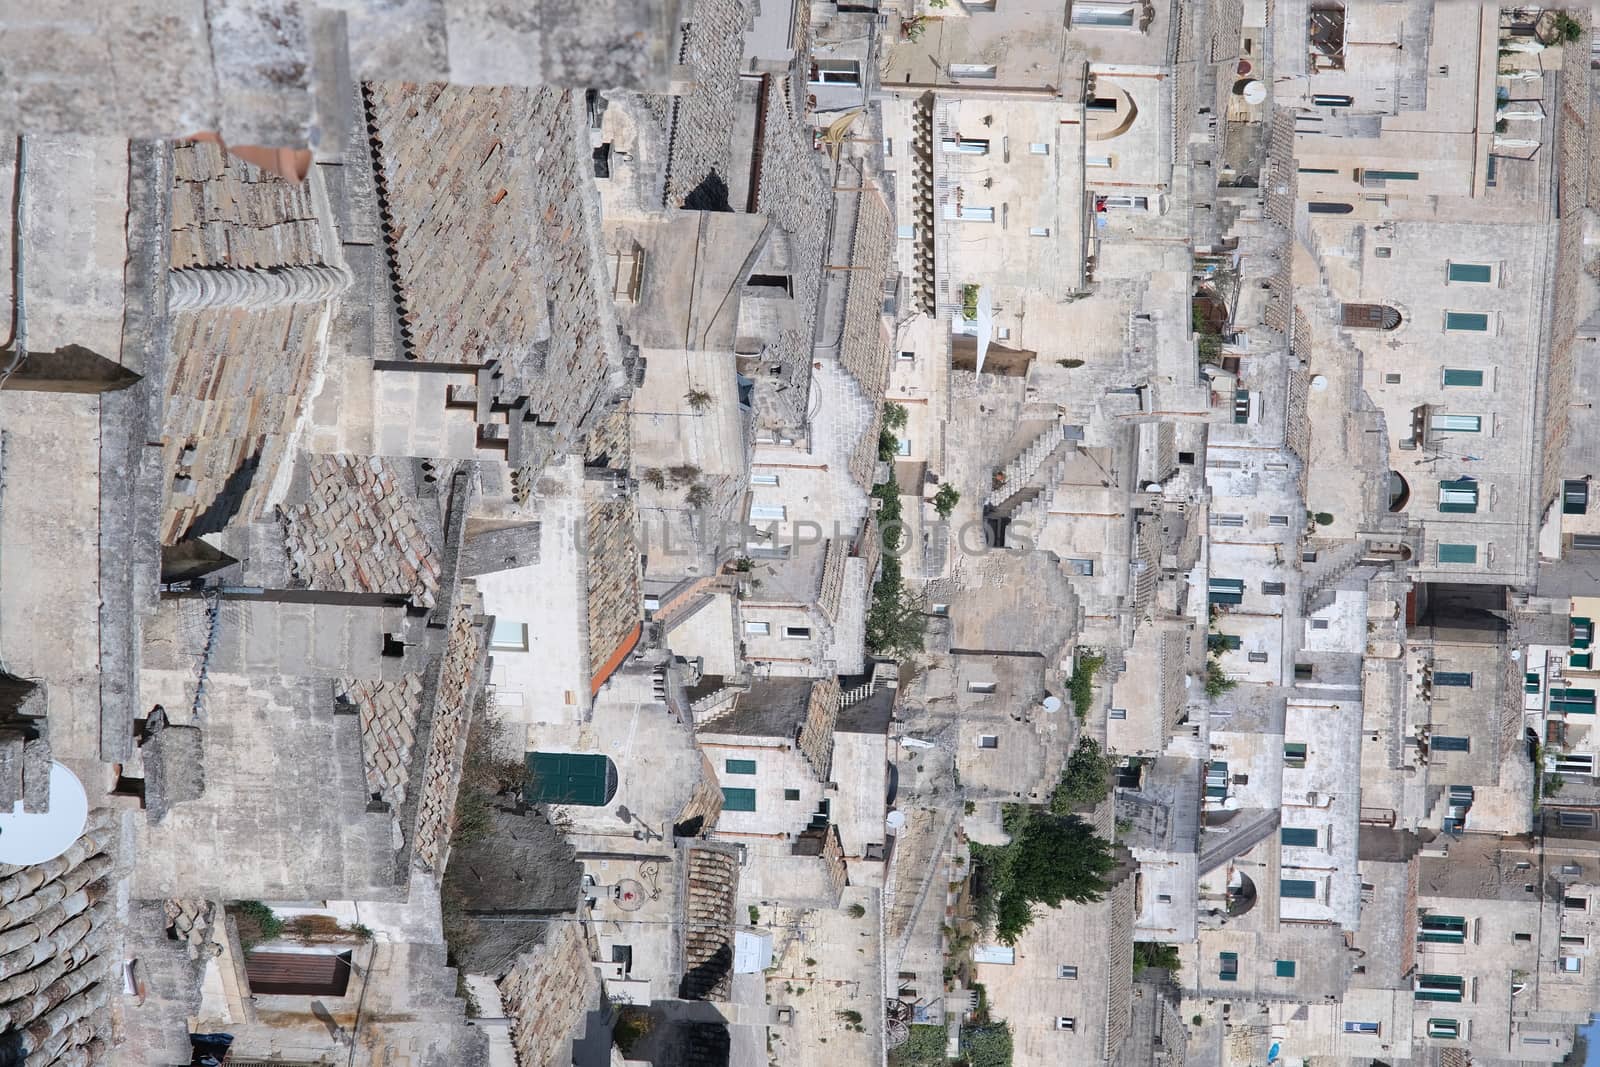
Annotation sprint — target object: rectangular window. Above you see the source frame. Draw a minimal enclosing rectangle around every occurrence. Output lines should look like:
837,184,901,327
1575,618,1593,648
1344,1022,1381,1034
1058,965,1078,979
943,204,995,222
1275,960,1297,977
1086,154,1112,167
1313,94,1353,107
1068,558,1094,576
949,63,998,79
897,223,915,240
1438,479,1479,514
744,621,771,635
1029,143,1049,155
1248,651,1269,663
1071,2,1136,26
809,59,862,86
1445,312,1489,332
1280,879,1318,899
1558,811,1596,828
1442,368,1484,387
751,473,780,486
941,137,990,155
1056,1017,1076,1031
1269,514,1289,526
898,350,915,362
1434,672,1473,688
1551,687,1596,713
721,787,757,811
725,759,758,775
968,682,997,693
1420,915,1467,944
1219,951,1238,981
1430,414,1481,432
1364,169,1419,181
1432,735,1471,752
1448,262,1493,283
1029,226,1051,237
784,788,800,800
1577,535,1600,549
1209,578,1245,605
1562,956,1583,972
1262,581,1286,596
782,626,811,640
1299,166,1340,174
750,504,786,521
978,735,999,749
1384,372,1402,384
1212,514,1245,527
1109,707,1126,719
1311,619,1330,629
490,619,530,651
1427,1018,1460,1039
1566,895,1589,911
1565,480,1589,515
1282,826,1318,846
1414,974,1465,1002
1283,742,1307,767
1438,543,1478,564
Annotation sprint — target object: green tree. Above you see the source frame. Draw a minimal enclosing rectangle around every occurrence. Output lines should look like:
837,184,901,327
1068,652,1105,717
883,402,910,431
962,1022,1014,1067
933,483,961,518
1051,737,1112,813
993,814,1116,944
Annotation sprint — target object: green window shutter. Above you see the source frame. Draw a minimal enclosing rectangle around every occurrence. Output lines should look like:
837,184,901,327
1565,481,1589,515
784,788,801,801
1438,479,1479,513
1430,414,1481,432
725,759,758,775
1427,1018,1460,1039
1219,952,1238,980
1442,368,1484,387
1366,170,1419,180
1281,827,1318,846
1448,263,1492,283
1438,544,1477,564
1275,960,1297,977
1283,742,1308,767
1432,735,1471,752
1526,672,1542,693
1573,618,1593,649
1572,653,1593,669
721,787,758,812
526,752,616,806
1445,312,1489,332
1434,672,1473,687
1280,879,1317,899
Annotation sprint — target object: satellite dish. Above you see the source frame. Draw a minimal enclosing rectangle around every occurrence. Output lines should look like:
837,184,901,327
1311,375,1328,391
0,763,88,865
1242,81,1267,104
1042,696,1063,713
886,810,907,831
1510,649,1523,662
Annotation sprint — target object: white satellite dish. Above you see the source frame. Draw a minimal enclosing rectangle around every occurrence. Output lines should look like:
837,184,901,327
886,810,907,831
0,762,89,865
1310,375,1328,391
1042,696,1063,713
1242,81,1267,104
1511,649,1523,662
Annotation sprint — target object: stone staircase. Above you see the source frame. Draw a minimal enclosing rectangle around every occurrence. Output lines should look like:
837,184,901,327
1300,539,1370,615
1000,444,1075,531
1197,807,1281,875
984,420,1071,508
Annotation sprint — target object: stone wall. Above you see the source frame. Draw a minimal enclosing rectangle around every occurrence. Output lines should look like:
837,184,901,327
499,922,599,1067
412,593,489,873
796,677,842,781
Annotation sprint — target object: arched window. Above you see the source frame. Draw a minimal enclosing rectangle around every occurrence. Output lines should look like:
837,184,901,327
1342,303,1402,330
1308,201,1354,214
1388,471,1411,513
526,752,619,806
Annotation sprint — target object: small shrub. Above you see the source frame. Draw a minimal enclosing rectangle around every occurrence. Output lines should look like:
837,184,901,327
641,467,666,489
1192,1014,1205,1027
684,388,713,411
749,905,761,924
233,901,283,951
837,1009,863,1025
804,957,817,967
878,426,900,461
1068,652,1106,717
1056,358,1085,369
1204,658,1238,700
1051,737,1113,813
1554,11,1585,43
685,484,714,508
1133,942,1181,973
961,283,981,320
847,903,866,919
932,483,961,519
1313,511,1334,526
614,1006,654,1057
964,799,976,815
883,402,910,431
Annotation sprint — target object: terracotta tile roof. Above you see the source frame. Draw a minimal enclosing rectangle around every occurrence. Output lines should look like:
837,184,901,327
363,82,626,483
280,455,442,607
340,674,425,845
663,0,751,206
0,813,119,1061
584,498,642,693
160,303,327,544
499,922,598,1067
678,844,739,1000
838,175,893,405
169,140,325,269
163,899,220,962
413,590,489,871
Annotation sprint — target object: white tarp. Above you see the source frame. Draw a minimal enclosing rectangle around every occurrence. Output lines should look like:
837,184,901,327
733,929,774,973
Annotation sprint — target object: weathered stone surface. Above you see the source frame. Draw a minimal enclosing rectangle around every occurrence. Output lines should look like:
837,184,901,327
411,592,489,871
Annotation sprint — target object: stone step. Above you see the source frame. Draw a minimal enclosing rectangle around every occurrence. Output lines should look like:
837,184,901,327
984,421,1069,507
